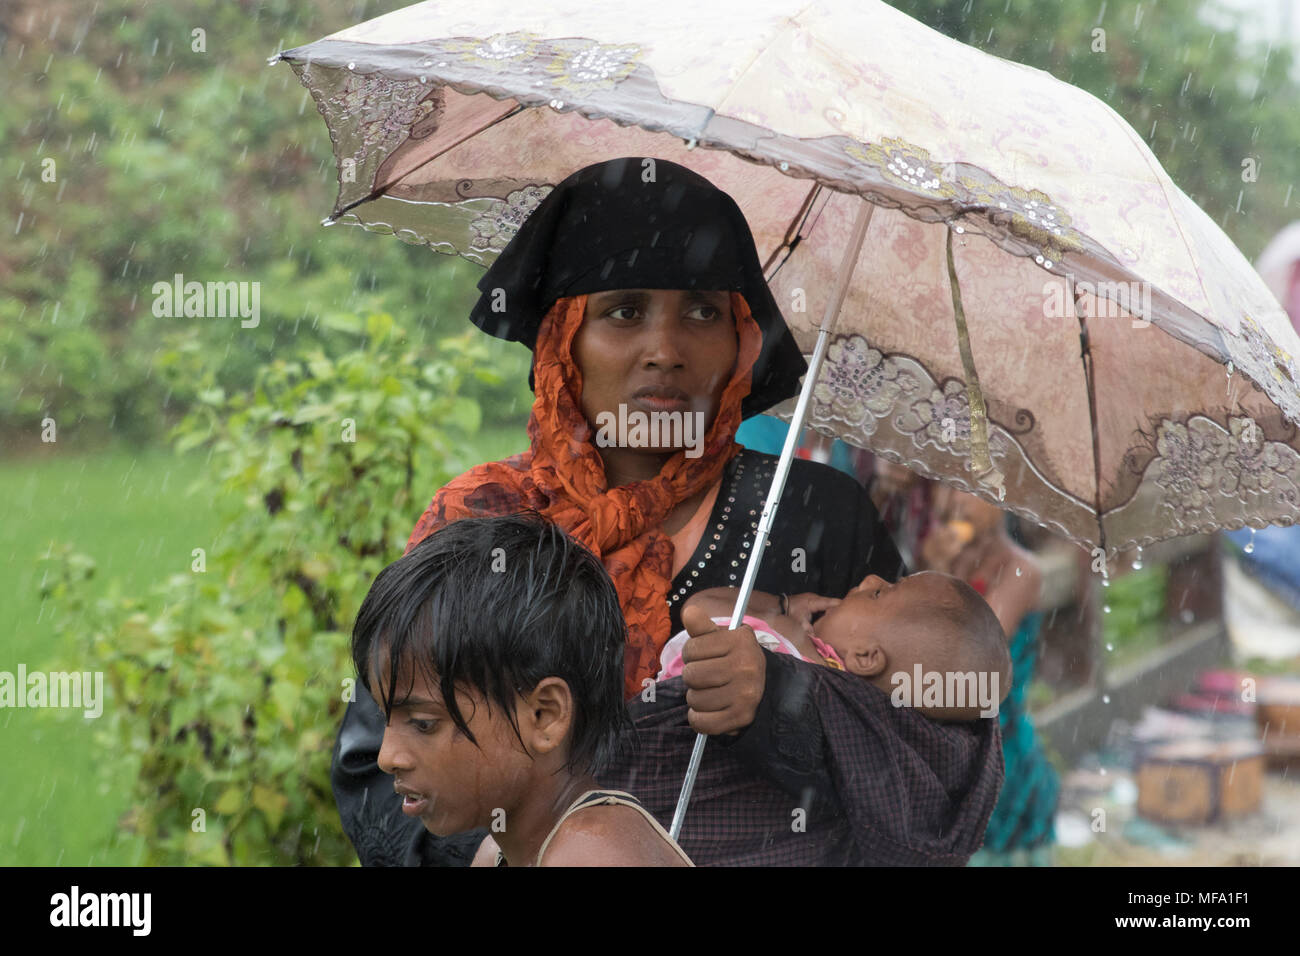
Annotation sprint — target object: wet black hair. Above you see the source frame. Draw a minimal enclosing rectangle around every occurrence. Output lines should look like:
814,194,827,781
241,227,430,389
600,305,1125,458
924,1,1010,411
351,511,632,775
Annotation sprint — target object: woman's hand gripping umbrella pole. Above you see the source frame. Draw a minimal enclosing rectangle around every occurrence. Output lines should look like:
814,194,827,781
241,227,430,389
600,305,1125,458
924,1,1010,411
670,199,878,840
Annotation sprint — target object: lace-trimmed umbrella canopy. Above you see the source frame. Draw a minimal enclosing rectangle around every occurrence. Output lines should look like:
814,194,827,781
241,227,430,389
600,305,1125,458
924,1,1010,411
274,0,1300,560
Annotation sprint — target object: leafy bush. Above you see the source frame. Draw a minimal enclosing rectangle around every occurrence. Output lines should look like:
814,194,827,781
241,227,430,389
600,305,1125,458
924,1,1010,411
41,314,500,864
1101,564,1169,669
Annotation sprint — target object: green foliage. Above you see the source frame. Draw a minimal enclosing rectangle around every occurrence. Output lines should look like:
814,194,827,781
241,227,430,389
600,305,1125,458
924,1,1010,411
1101,564,1170,668
40,316,494,864
0,0,531,451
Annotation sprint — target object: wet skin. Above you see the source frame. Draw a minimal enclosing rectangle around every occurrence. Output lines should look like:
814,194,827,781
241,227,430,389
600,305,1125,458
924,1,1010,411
573,288,737,491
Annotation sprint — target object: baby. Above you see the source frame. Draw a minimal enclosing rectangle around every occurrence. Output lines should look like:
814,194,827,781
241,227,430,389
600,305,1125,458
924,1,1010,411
666,571,1011,720
352,512,692,867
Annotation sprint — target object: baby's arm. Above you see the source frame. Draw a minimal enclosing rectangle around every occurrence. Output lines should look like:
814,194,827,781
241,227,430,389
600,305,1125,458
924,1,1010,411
683,587,822,660
684,586,782,623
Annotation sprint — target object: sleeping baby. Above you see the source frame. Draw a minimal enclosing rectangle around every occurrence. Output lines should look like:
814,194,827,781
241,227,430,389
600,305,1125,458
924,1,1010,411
661,571,1011,720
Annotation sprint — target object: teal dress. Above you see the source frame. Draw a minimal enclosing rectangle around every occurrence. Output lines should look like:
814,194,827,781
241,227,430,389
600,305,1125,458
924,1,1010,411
971,611,1058,864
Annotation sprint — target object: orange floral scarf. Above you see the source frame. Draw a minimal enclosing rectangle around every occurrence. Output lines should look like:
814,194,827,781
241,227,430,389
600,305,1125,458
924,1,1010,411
405,292,764,698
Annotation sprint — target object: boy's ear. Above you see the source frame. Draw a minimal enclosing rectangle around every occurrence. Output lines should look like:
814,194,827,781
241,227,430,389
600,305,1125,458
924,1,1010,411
848,644,887,679
518,677,574,757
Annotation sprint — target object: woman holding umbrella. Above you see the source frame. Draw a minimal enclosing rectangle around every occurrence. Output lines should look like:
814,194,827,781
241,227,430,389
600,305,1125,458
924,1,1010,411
331,158,1001,866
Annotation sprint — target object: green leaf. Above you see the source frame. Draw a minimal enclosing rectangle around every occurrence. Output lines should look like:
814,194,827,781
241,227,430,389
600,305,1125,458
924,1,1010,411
366,312,394,343
214,787,244,816
445,396,481,433
252,785,288,831
319,312,364,335
290,404,334,424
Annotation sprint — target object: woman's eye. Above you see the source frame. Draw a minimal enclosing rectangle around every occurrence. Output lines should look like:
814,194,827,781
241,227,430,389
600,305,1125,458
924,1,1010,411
687,305,721,321
606,306,639,321
409,718,437,734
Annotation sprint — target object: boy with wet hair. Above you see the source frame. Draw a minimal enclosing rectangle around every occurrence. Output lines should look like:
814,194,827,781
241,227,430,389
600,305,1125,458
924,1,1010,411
351,511,691,867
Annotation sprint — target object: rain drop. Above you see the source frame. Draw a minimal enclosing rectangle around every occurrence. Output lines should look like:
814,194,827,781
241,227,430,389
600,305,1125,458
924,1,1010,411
1015,566,1022,576
1244,528,1256,554
1102,695,1111,704
1132,545,1143,570
1104,604,1111,613
1106,642,1114,651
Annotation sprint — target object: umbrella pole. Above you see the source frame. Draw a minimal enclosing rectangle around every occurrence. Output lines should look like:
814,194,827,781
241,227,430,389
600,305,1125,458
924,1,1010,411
669,197,877,841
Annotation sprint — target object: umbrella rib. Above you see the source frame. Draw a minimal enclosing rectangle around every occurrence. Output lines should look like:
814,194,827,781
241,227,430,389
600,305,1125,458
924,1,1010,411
761,182,822,278
1069,275,1108,557
341,103,527,217
1094,100,1214,327
707,0,822,130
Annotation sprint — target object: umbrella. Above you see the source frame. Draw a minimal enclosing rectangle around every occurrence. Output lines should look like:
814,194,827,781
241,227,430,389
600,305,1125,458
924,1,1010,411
274,0,1300,835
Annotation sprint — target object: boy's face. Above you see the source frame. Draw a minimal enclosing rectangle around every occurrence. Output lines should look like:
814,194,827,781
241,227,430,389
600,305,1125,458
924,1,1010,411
369,654,534,836
815,572,955,674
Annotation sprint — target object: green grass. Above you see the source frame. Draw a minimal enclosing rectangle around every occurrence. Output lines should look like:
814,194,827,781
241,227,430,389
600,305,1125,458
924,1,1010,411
0,443,224,864
0,425,528,865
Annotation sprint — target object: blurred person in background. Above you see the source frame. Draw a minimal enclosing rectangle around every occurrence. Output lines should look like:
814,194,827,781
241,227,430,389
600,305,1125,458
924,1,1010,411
871,461,1058,865
1221,222,1300,660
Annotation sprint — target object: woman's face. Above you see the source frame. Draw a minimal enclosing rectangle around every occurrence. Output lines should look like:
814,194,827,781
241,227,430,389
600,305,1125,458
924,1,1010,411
573,289,739,452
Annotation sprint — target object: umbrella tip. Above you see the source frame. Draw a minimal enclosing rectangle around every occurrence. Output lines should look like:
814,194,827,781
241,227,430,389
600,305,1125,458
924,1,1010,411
266,52,282,66
321,216,338,227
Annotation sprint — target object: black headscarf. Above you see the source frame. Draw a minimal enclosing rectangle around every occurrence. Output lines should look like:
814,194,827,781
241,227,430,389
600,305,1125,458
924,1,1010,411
467,157,807,418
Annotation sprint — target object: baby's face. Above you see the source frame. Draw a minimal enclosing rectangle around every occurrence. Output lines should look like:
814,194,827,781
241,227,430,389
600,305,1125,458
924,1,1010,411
815,572,957,673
